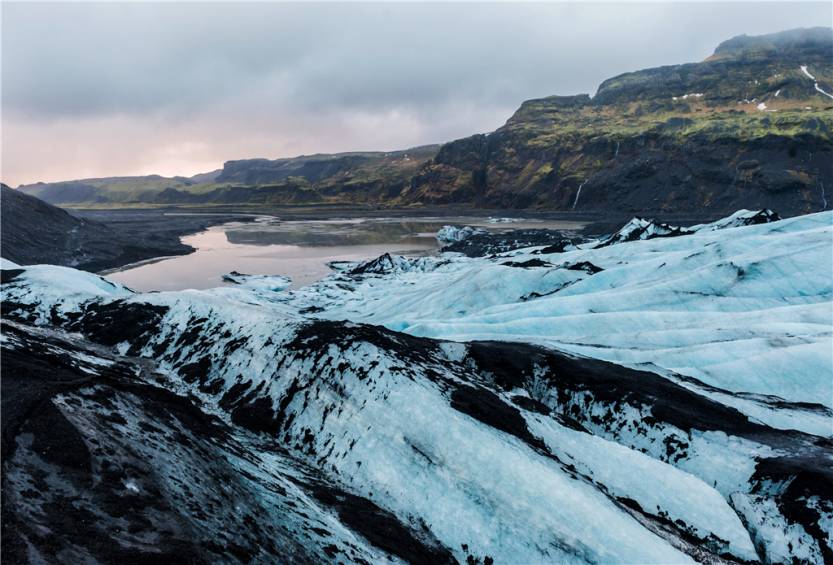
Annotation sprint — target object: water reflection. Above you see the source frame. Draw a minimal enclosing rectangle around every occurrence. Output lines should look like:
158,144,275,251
105,216,584,292
224,219,448,247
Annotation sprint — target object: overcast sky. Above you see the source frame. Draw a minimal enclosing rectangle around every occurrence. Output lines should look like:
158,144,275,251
2,2,830,186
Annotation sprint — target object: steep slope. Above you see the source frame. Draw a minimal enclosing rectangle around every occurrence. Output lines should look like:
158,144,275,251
1,319,451,564
0,184,126,268
14,28,832,215
401,27,833,215
0,185,213,271
2,210,831,563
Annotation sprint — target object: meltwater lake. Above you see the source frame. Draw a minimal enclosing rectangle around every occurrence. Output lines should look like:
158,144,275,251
105,215,585,291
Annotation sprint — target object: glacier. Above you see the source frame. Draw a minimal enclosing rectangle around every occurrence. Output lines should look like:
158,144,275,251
293,211,832,418
1,210,831,564
435,224,487,243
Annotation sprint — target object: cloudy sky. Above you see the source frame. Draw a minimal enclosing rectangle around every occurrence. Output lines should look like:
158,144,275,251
2,2,830,186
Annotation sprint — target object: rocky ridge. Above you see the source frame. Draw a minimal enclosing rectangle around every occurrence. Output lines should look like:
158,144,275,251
12,28,833,216
400,28,833,215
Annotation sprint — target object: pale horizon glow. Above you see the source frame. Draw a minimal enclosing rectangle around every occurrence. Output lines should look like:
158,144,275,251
2,2,831,187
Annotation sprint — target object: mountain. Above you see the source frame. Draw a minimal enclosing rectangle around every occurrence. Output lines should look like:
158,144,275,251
0,185,230,271
12,28,833,215
2,209,831,563
0,183,128,269
16,146,440,207
16,174,203,205
400,27,833,214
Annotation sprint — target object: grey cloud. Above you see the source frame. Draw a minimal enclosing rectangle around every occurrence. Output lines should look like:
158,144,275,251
2,2,831,185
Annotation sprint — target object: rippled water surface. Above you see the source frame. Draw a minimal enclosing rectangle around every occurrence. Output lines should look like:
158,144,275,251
106,216,585,291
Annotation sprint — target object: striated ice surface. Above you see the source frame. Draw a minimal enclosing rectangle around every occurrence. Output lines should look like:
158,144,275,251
2,209,831,563
294,211,833,416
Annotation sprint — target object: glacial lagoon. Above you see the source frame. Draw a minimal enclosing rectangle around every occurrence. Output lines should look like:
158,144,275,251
105,215,586,291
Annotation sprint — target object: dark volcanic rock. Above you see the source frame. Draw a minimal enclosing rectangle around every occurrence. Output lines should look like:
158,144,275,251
1,184,123,269
4,262,833,563
1,186,193,271
0,320,457,564
450,384,547,451
594,217,689,247
402,28,833,216
348,252,400,275
442,229,581,258
501,258,552,269
1,322,291,563
0,186,252,272
308,483,457,565
564,261,604,274
11,29,832,216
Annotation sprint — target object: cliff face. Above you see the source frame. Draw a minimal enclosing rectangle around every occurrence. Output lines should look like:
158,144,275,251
400,28,833,215
12,28,833,216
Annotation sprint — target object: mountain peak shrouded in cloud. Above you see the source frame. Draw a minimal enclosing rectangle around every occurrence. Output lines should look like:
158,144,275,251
2,2,831,186
713,25,833,57
14,25,833,217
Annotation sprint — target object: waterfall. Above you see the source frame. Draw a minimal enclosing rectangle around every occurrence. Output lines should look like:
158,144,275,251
572,180,587,210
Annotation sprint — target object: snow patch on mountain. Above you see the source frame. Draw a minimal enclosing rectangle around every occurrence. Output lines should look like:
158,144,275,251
815,83,833,100
801,65,816,80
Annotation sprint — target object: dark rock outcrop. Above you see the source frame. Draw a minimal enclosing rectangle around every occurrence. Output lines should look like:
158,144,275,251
10,28,833,216
401,28,833,216
0,186,252,271
1,320,443,564
442,229,581,258
0,184,125,269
